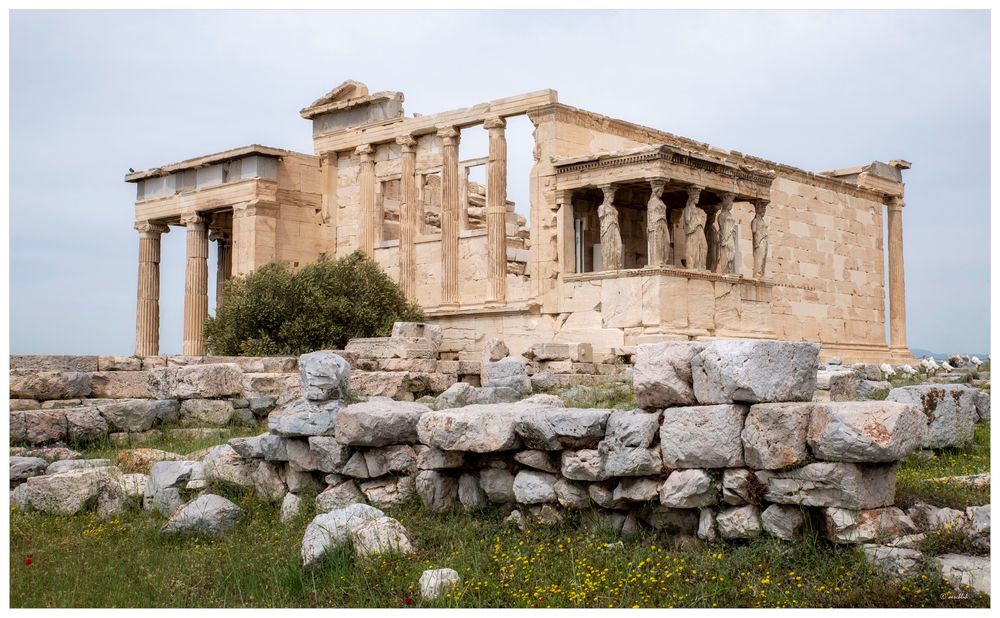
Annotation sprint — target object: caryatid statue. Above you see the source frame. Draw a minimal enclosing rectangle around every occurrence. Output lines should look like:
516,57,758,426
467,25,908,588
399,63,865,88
683,185,707,269
716,192,737,274
646,178,669,267
752,199,769,279
598,184,622,270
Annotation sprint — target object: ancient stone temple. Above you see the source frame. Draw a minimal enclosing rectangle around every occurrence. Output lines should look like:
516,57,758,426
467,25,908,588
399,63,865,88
127,80,914,363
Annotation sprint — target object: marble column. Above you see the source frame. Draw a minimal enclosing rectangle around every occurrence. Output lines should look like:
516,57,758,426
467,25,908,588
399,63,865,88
210,228,232,309
683,185,706,269
646,178,668,267
134,221,168,357
705,204,720,272
182,213,209,356
751,199,769,279
485,116,508,303
597,184,622,270
716,192,737,274
886,197,909,353
438,127,461,306
396,135,418,302
356,143,377,257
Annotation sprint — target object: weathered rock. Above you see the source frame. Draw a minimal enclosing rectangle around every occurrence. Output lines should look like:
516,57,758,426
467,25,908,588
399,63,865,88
435,382,477,409
286,439,322,472
561,449,606,481
458,473,487,510
10,456,49,485
513,450,559,473
529,372,557,391
599,443,663,477
9,399,40,410
340,451,370,478
660,404,747,468
815,370,858,401
27,466,124,515
741,402,811,470
761,504,806,540
334,399,430,446
352,516,414,557
10,370,92,400
504,509,526,530
115,447,185,474
161,494,242,538
633,342,705,408
260,434,290,461
604,409,660,447
862,545,923,578
514,407,610,450
716,505,762,539
415,446,464,470
483,338,509,363
553,478,590,509
147,364,243,400
46,458,111,475
179,399,235,427
886,385,979,449
11,355,99,372
416,403,545,452
691,340,819,404
966,504,990,538
934,554,991,595
280,492,304,523
317,481,366,512
253,461,287,502
697,508,719,541
228,434,266,459
121,473,148,501
285,468,322,494
757,462,898,509
23,410,67,445
527,503,564,526
268,398,342,437
201,444,255,488
640,505,699,534
10,445,80,462
305,436,349,473
300,503,385,567
479,468,515,503
88,371,154,399
856,380,892,400
807,401,926,462
482,357,531,395
299,350,351,401
512,470,557,504
613,477,659,502
65,407,108,443
145,460,198,513
658,469,717,508
821,507,916,543
416,470,458,512
95,400,177,433
419,568,462,600
359,476,415,509
588,483,626,510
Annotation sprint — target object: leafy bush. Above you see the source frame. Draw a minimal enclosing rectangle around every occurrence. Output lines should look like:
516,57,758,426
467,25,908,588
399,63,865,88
205,251,423,356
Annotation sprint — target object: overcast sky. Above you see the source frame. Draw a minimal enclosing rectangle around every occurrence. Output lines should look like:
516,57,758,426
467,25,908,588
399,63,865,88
9,9,990,356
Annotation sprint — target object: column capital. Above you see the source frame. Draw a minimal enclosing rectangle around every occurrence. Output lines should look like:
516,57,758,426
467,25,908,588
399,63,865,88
180,213,207,228
395,134,417,152
887,196,905,211
685,185,703,206
647,177,666,193
355,143,375,160
208,228,231,243
436,126,460,145
718,191,736,208
484,116,506,131
753,198,769,213
135,220,169,236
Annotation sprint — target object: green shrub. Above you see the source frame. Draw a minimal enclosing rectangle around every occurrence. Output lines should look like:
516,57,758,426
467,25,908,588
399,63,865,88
205,252,423,356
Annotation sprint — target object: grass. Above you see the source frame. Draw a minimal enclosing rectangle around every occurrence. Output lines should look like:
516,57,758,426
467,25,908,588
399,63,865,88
9,498,987,608
556,382,636,410
895,422,990,509
76,424,264,461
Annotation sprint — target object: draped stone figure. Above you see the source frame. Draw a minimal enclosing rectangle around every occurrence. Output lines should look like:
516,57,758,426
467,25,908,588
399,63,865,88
716,192,737,274
705,206,719,272
683,186,707,269
646,179,669,267
752,200,769,279
598,185,622,270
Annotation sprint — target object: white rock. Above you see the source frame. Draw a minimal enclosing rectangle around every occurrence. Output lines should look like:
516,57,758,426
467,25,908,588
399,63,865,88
482,338,509,363
201,444,255,488
10,456,50,483
514,407,610,450
658,469,717,508
308,436,351,473
604,409,660,447
479,468,515,503
807,401,926,462
722,468,755,505
504,509,526,530
716,505,762,539
761,504,806,540
613,477,659,502
553,479,590,509
660,404,747,468
560,449,607,481
268,398,342,437
316,481,366,513
416,446,464,470
513,450,559,473
934,554,991,595
633,342,705,408
458,473,487,510
298,351,351,401
821,507,916,543
301,503,384,567
879,363,896,377
161,494,242,538
416,403,547,452
698,508,719,542
253,461,287,502
482,357,531,395
885,385,979,448
147,363,242,400
756,462,898,509
420,568,462,600
26,466,124,516
45,458,111,475
599,444,663,477
863,545,923,577
415,470,458,512
691,340,820,404
334,399,430,446
741,402,811,470
280,493,304,523
352,516,414,557
359,476,415,509
512,470,557,504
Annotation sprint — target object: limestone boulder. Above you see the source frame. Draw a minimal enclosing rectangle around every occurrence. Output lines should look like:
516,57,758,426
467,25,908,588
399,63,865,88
10,370,91,400
821,507,916,543
359,476,415,509
482,338,509,363
23,410,68,445
334,398,430,446
201,444,255,488
316,481,366,513
260,435,290,461
253,461,287,502
97,400,179,432
613,477,659,502
417,403,546,453
973,390,990,422
268,398,342,437
280,492,304,523
420,568,462,600
435,382,478,409
479,468,515,503
514,407,610,450
660,404,747,468
756,462,898,509
815,370,858,402
308,437,351,473
513,450,559,473
179,399,235,427
10,456,49,485
658,469,717,508
633,342,705,408
807,401,926,462
26,466,124,515
716,505,762,539
604,409,660,448
88,371,154,399
300,503,384,567
415,470,458,512
228,434,266,459
862,545,924,578
161,494,242,539
599,443,663,477
885,385,979,449
560,449,606,481
482,357,531,395
691,340,820,404
416,446,464,470
352,516,414,558
934,554,991,596
286,439,322,472
65,407,109,443
145,460,199,514
298,351,351,401
46,458,111,475
458,473,487,510
512,470,557,504
698,508,719,542
147,364,243,400
741,402,811,470
761,504,807,540
553,478,590,509
857,380,892,400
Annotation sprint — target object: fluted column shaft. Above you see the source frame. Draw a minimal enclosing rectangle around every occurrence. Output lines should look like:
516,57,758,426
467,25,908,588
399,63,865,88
135,221,167,356
397,135,418,302
211,229,232,309
357,144,377,257
182,214,209,355
887,198,909,351
485,117,508,304
439,127,461,306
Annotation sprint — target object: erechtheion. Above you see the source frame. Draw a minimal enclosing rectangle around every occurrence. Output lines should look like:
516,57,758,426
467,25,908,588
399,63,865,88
127,80,914,363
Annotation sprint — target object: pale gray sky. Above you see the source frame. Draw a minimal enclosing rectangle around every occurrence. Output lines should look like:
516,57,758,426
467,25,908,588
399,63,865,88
10,9,990,356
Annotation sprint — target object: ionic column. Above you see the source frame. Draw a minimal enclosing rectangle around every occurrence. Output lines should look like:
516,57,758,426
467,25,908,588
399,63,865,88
396,135,418,302
751,199,769,279
356,143,377,257
182,213,209,356
886,197,909,352
135,221,168,356
210,228,232,309
438,127,461,306
485,116,508,304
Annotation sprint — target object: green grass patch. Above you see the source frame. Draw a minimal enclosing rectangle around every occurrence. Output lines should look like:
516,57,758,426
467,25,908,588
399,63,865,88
78,424,263,460
895,422,990,509
556,382,636,410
